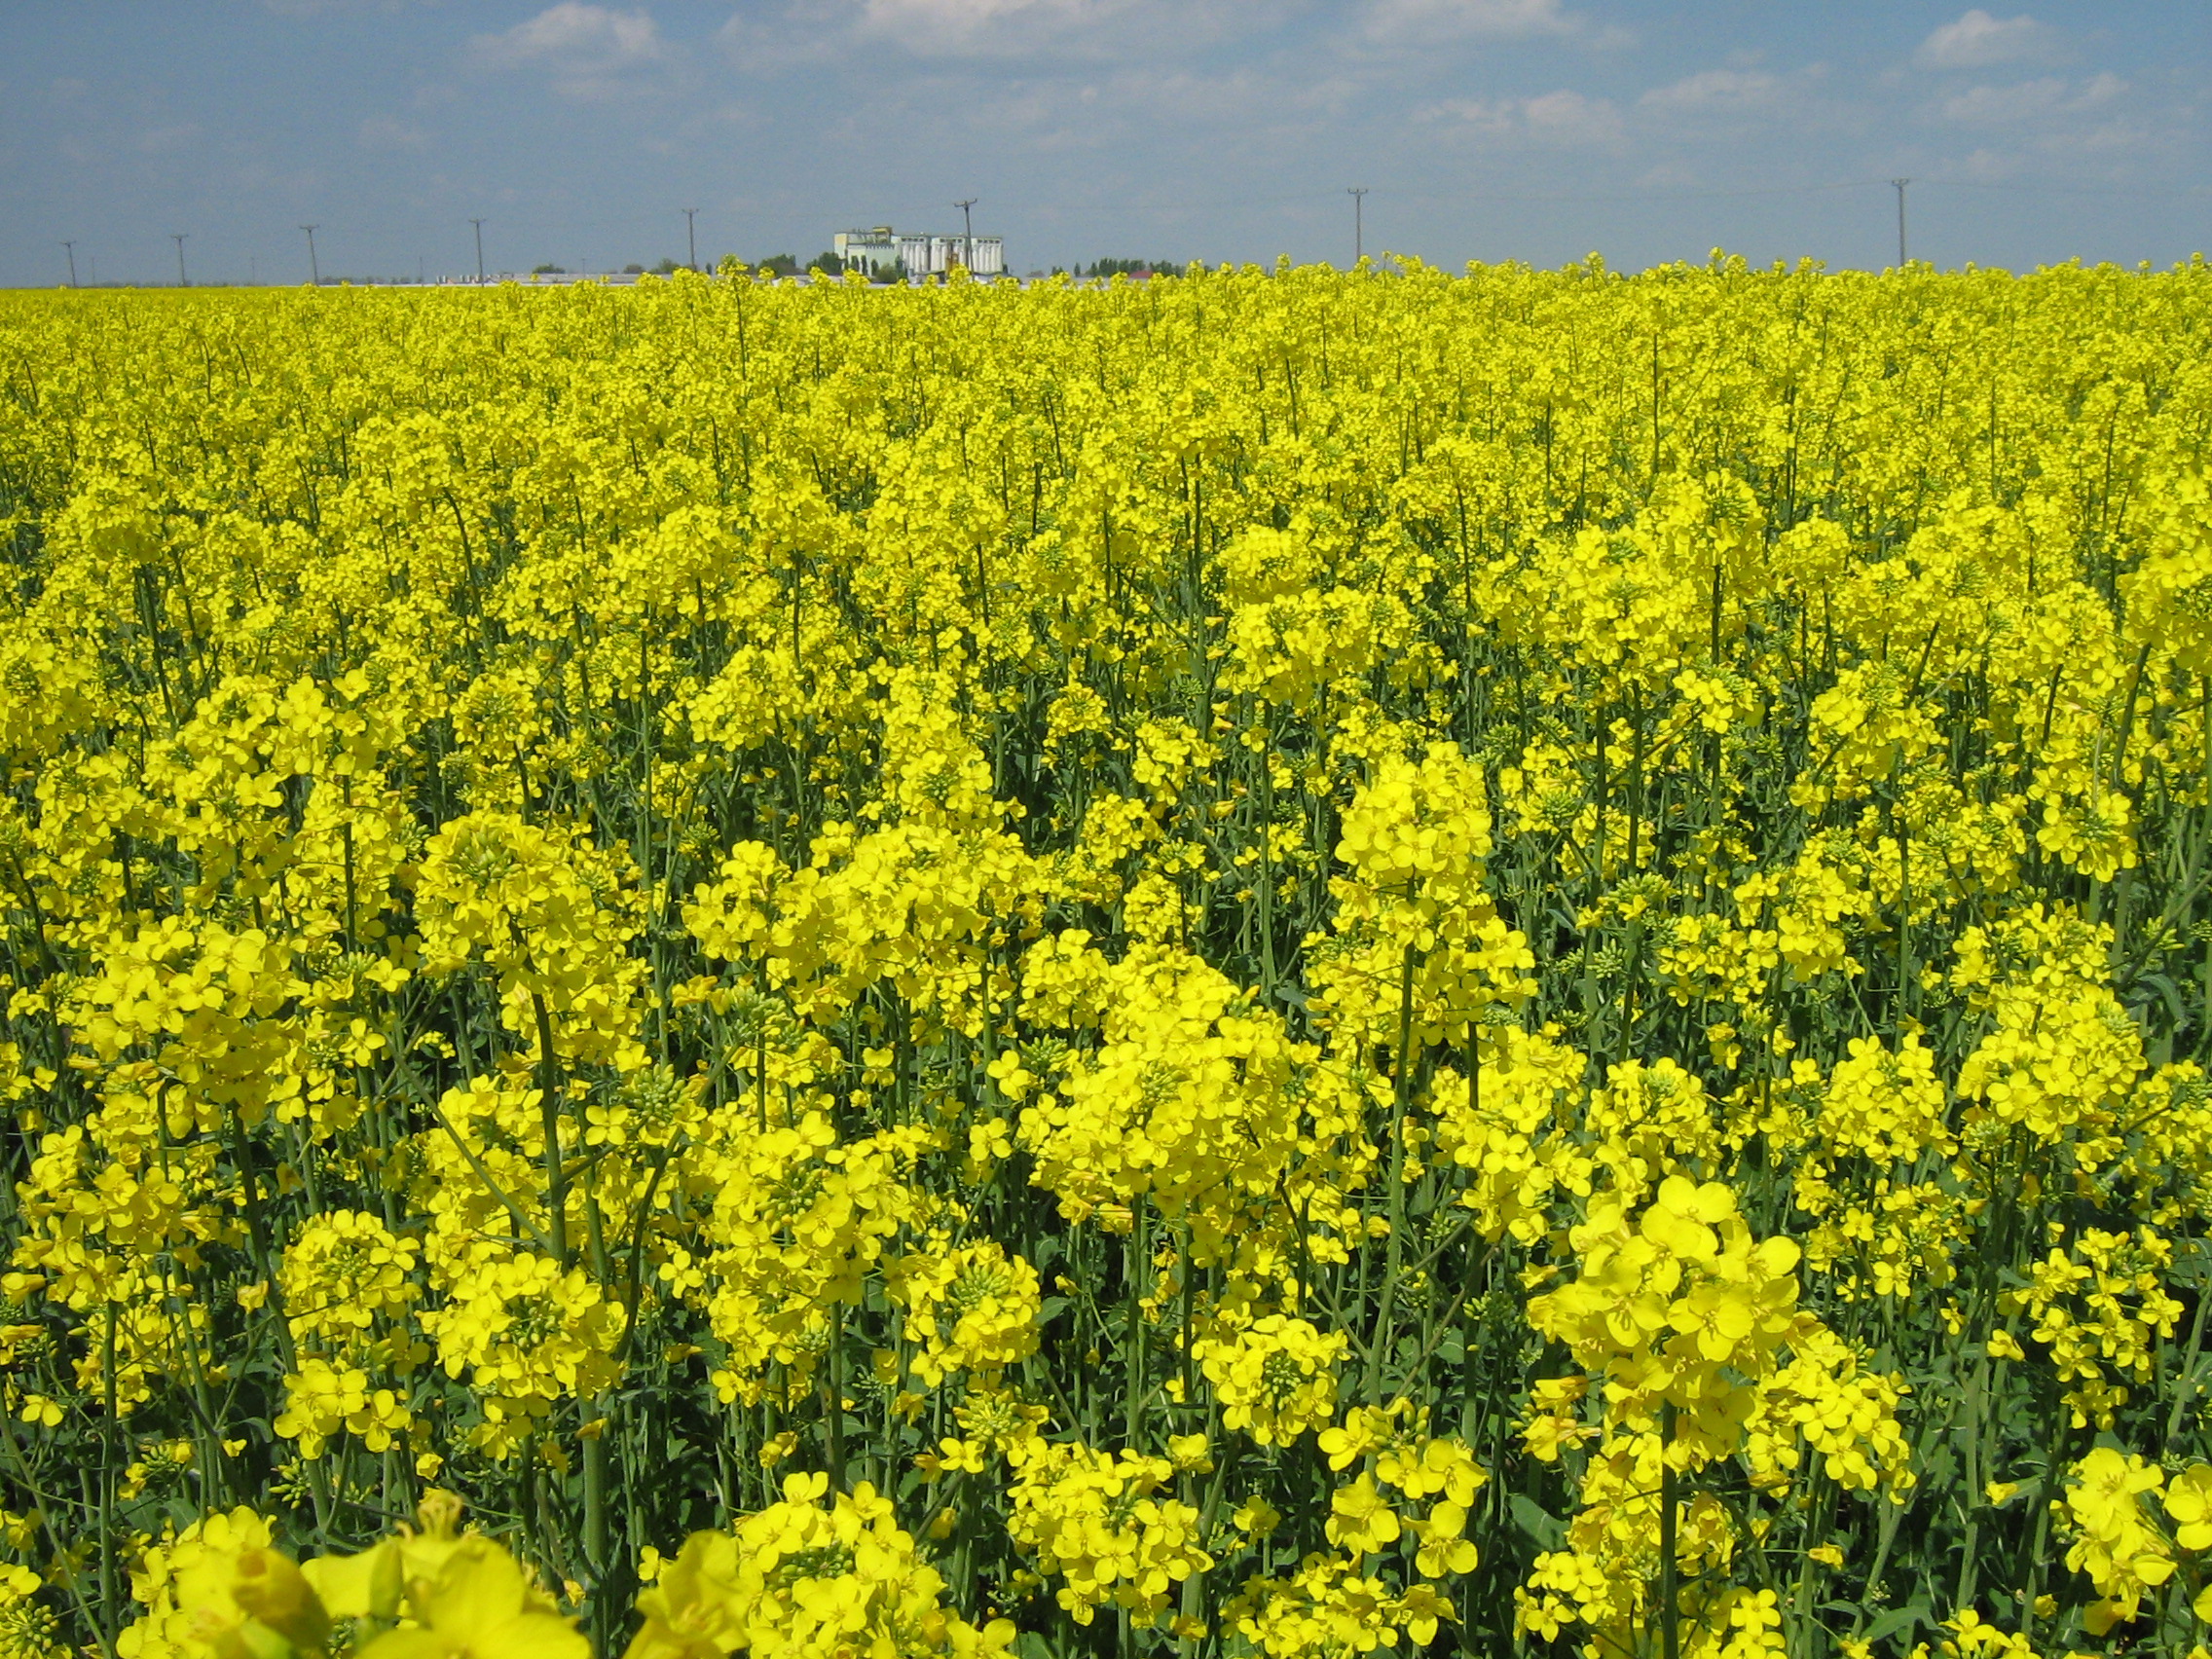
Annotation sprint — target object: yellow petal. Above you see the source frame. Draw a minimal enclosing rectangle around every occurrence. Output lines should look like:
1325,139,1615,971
357,1632,457,1659
480,1613,592,1659
303,1541,403,1622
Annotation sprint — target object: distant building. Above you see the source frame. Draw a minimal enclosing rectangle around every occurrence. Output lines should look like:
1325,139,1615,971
833,225,1004,278
834,227,898,274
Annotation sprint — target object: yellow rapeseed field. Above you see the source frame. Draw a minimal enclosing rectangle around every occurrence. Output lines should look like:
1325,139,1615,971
1,254,2211,1659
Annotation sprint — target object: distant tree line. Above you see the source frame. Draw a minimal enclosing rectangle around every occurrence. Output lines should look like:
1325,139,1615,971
531,253,1190,284
746,253,862,279
1078,258,1184,277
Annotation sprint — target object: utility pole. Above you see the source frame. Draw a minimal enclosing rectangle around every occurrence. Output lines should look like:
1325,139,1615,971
170,233,190,287
469,217,488,283
682,206,699,273
955,198,977,272
1347,186,1369,266
300,224,321,285
1892,178,1910,269
60,240,77,287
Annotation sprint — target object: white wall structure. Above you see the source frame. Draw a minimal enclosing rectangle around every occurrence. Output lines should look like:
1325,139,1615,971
929,235,1004,276
832,226,900,274
833,226,1005,277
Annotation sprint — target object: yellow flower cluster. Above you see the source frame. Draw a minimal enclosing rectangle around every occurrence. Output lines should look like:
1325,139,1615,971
123,1493,587,1659
2057,1448,2212,1635
631,1473,1013,1659
1004,1440,1211,1625
1194,1315,1346,1448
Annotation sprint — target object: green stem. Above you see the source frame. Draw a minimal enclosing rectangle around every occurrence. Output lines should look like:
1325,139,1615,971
1363,940,1419,1407
1658,1402,1680,1659
533,989,570,1267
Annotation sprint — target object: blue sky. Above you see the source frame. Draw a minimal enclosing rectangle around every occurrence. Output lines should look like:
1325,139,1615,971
3,1,2204,285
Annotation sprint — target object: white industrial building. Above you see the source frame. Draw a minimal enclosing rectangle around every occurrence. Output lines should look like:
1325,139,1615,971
832,226,1004,278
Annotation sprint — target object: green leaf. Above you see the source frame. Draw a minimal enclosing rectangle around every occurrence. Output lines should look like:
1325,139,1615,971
1510,1493,1563,1550
1862,1601,1934,1645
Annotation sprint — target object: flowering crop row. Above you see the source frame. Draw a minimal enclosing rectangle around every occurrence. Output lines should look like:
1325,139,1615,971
1,254,2211,1658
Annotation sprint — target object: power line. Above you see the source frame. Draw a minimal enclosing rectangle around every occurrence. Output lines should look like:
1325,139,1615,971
1031,187,1350,217
1918,176,2212,200
1385,177,1897,207
1029,178,1892,219
954,198,977,272
1017,171,2206,220
21,167,2198,289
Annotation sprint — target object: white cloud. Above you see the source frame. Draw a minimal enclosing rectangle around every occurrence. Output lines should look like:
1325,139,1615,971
864,0,1088,30
1522,88,1619,140
854,0,1125,55
721,0,1279,66
1364,0,1576,46
1914,10,2061,70
849,0,1278,58
1638,66,1784,117
1938,75,2061,122
477,2,661,62
1417,88,1622,145
1937,71,2123,126
717,7,831,72
2072,67,2124,104
263,0,439,14
949,63,1316,149
1949,106,2161,180
2041,117,2158,160
137,123,203,153
473,3,664,95
357,114,430,150
1102,63,1357,126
